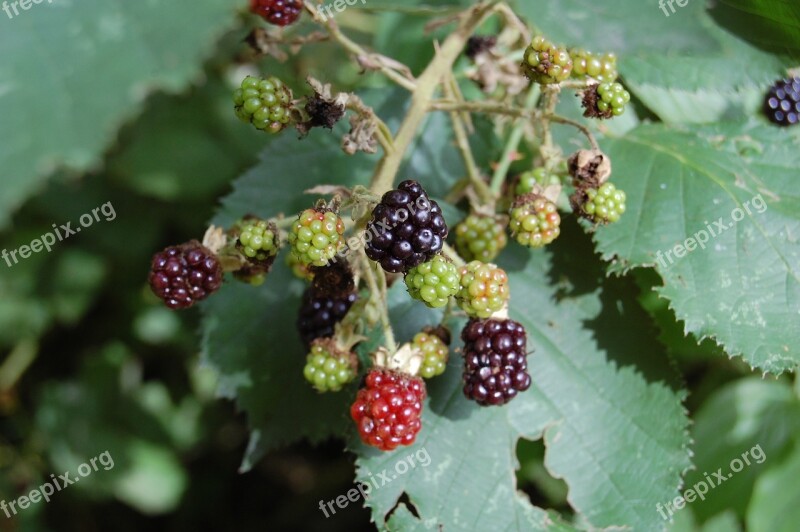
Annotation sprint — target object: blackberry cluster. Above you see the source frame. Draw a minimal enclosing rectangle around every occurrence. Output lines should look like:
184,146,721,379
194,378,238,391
296,264,358,347
570,49,618,82
461,318,531,406
412,332,449,379
764,77,800,127
234,75,293,134
456,261,510,318
365,180,448,273
237,218,279,261
515,168,560,196
522,35,572,84
509,195,561,248
289,208,345,267
249,0,302,26
454,214,507,263
350,369,426,451
303,339,356,392
582,182,627,224
404,255,460,308
149,241,223,310
583,82,630,119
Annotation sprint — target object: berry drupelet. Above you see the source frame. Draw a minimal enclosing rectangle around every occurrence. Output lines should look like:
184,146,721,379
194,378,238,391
249,0,302,26
149,241,223,310
365,180,448,274
351,369,426,451
461,318,531,406
296,288,357,347
764,77,800,127
454,214,507,263
404,255,460,308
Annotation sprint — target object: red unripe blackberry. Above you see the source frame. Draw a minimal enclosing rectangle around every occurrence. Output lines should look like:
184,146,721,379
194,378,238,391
365,180,449,273
350,369,426,451
461,318,531,406
149,241,223,310
296,289,357,347
249,0,302,26
764,77,800,127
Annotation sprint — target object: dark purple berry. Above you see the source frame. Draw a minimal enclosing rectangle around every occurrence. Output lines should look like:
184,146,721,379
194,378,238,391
296,290,357,347
764,77,800,127
365,180,448,273
461,318,531,406
149,241,223,310
249,0,302,26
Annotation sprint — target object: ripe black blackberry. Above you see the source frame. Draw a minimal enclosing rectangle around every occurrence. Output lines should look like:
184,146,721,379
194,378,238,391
149,241,223,310
296,262,358,347
365,180,448,273
296,290,357,347
249,0,302,26
461,318,531,406
764,77,800,127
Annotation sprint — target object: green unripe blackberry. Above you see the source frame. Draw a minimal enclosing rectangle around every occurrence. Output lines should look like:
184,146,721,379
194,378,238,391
288,208,346,267
583,182,626,224
233,75,293,134
404,255,460,308
303,339,356,392
412,331,449,379
522,36,572,84
237,219,279,262
454,214,507,263
570,49,618,82
516,168,560,196
509,194,561,248
456,261,510,318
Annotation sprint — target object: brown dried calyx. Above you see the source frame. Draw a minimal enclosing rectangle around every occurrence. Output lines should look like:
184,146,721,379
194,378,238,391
568,149,612,189
580,84,613,119
465,35,498,59
568,149,612,220
297,78,347,136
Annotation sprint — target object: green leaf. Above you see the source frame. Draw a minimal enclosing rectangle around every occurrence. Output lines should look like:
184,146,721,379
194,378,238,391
594,121,800,373
747,443,800,532
0,0,237,228
354,243,690,530
514,0,718,53
709,0,800,59
678,377,800,523
621,27,790,123
34,344,189,514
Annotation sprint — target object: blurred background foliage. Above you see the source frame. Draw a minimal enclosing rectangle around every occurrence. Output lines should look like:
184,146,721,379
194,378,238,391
0,0,799,531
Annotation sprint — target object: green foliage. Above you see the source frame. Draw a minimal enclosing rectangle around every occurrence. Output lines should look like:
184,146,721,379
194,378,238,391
2,0,799,530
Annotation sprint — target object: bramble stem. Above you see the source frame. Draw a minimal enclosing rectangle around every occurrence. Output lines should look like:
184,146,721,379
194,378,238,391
303,1,417,92
368,0,500,196
361,253,397,353
442,75,494,207
548,114,601,151
489,85,540,194
442,242,467,268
